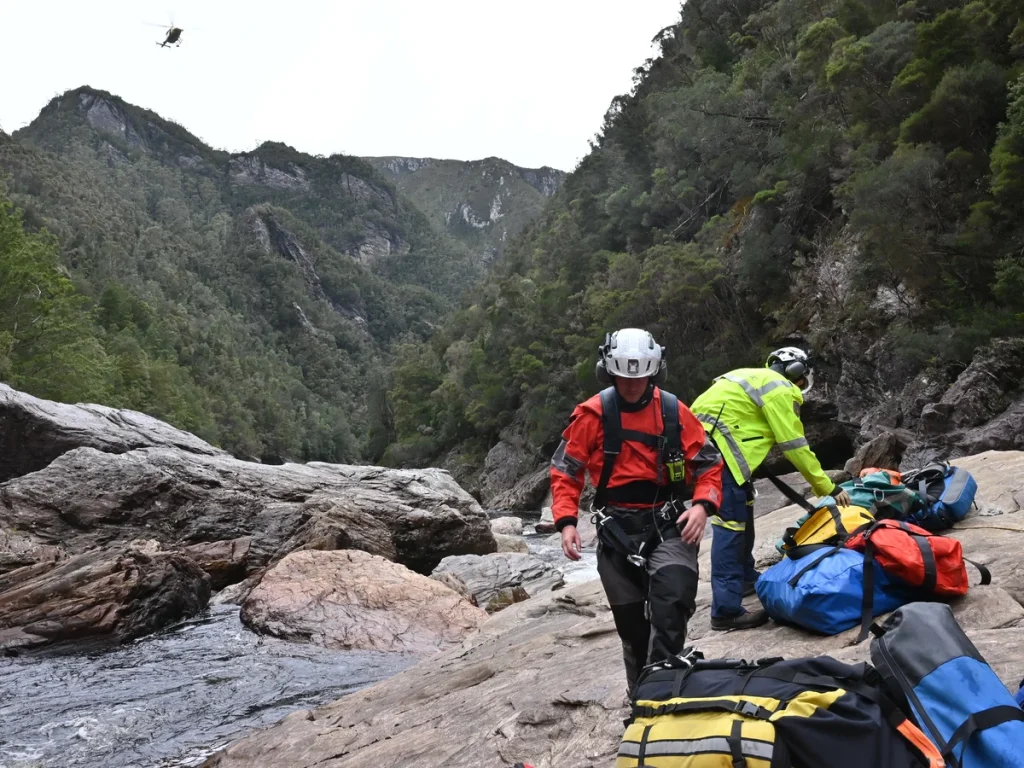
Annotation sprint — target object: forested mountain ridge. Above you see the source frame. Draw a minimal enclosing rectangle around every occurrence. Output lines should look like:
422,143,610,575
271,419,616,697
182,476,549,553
382,0,1024,494
364,156,565,264
0,86,532,464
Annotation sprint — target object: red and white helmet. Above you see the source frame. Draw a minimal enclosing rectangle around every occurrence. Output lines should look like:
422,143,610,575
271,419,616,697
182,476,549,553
597,328,667,383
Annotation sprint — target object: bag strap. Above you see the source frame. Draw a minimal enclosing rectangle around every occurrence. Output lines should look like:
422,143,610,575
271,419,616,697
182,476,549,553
965,558,992,585
595,387,621,510
894,521,938,592
787,545,842,587
728,720,747,768
856,540,878,644
766,474,817,513
661,390,680,457
632,697,775,721
942,705,1024,765
854,520,933,643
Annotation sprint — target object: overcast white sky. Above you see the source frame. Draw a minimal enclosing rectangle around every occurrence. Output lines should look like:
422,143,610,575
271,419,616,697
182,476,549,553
2,1,683,171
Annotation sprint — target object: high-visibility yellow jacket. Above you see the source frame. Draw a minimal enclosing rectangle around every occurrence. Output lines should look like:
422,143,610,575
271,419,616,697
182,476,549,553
690,367,835,498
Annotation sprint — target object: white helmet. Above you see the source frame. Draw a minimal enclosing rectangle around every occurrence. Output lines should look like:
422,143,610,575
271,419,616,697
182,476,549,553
766,346,813,393
596,328,667,384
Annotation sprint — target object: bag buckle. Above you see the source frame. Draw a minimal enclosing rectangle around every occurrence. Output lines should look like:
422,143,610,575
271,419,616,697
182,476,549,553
738,701,763,718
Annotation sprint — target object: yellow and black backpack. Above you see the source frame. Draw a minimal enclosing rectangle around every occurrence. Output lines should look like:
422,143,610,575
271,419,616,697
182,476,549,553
779,501,874,553
618,650,942,768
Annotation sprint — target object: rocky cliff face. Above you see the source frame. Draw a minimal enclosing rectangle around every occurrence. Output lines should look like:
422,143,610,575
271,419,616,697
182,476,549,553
364,155,565,264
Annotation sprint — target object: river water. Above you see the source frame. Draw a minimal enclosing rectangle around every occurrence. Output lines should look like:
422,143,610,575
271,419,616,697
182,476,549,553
0,605,413,768
0,532,597,768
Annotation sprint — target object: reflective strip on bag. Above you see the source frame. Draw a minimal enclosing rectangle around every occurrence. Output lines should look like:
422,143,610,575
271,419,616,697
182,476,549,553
618,735,774,760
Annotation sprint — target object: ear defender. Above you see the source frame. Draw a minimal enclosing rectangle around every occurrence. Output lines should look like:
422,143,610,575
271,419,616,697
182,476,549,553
784,360,807,382
596,333,613,384
652,346,668,384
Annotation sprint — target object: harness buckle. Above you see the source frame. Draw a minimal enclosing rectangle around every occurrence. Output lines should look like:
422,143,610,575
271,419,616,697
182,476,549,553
627,539,648,568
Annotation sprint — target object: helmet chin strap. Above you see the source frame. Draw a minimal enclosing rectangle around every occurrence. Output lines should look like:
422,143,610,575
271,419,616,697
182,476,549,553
615,380,655,412
800,371,814,394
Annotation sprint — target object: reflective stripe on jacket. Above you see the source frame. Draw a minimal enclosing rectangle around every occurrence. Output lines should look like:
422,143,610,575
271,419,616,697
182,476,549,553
690,368,834,498
549,388,724,531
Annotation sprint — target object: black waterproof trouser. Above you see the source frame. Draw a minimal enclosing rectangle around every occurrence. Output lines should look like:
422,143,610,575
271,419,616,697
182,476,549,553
596,512,699,698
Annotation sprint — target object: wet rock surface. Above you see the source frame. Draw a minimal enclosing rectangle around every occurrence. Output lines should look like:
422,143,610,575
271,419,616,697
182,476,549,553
0,543,211,651
203,450,1024,768
0,446,495,575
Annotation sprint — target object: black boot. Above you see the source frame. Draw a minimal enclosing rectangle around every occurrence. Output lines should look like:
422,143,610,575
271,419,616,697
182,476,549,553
710,609,769,631
743,580,757,597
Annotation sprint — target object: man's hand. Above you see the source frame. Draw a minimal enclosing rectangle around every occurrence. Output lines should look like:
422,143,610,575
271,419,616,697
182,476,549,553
833,487,852,507
676,503,708,545
561,525,582,561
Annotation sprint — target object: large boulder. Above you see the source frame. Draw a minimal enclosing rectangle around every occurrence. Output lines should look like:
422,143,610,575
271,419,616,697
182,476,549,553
844,431,904,476
0,446,496,575
490,516,524,536
0,382,226,483
240,550,487,653
494,534,529,553
202,449,1024,768
0,543,211,651
431,553,564,612
489,465,551,512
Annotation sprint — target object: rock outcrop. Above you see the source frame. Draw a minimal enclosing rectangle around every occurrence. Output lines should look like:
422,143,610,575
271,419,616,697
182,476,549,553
489,466,551,512
0,543,211,651
0,446,496,575
494,534,530,553
181,537,252,591
490,517,524,536
0,382,226,483
240,550,487,653
431,553,565,612
203,450,1024,768
845,338,1024,471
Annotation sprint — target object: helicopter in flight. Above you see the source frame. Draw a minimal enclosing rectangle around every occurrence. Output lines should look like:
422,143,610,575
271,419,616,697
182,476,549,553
158,26,183,47
144,18,186,48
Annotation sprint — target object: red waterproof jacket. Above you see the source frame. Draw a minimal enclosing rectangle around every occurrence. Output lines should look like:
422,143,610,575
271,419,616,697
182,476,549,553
549,388,723,530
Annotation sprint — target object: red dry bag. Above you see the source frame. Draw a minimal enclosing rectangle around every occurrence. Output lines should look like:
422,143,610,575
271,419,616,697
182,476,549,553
844,519,990,597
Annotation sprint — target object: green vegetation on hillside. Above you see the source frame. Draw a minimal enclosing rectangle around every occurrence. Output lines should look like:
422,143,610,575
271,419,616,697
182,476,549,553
0,87,492,463
365,156,565,264
382,0,1024,471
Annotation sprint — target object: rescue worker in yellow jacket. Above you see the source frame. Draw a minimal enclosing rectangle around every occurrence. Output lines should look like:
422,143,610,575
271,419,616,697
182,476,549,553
690,347,852,630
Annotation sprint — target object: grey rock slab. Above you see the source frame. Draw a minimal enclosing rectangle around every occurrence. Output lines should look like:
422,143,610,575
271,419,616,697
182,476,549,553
432,552,565,612
0,446,495,575
0,382,226,482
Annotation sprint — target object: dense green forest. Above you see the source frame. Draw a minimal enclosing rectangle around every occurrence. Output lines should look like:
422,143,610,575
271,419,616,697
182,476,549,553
0,87,491,463
383,0,1024,472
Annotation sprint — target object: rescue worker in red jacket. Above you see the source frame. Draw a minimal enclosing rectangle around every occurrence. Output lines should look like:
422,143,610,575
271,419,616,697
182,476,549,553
550,328,724,697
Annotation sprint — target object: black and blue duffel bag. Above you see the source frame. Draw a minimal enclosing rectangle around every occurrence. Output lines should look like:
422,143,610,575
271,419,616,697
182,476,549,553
870,602,1024,767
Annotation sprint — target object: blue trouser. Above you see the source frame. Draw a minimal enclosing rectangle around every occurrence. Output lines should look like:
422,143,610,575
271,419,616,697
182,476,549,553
710,470,759,618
